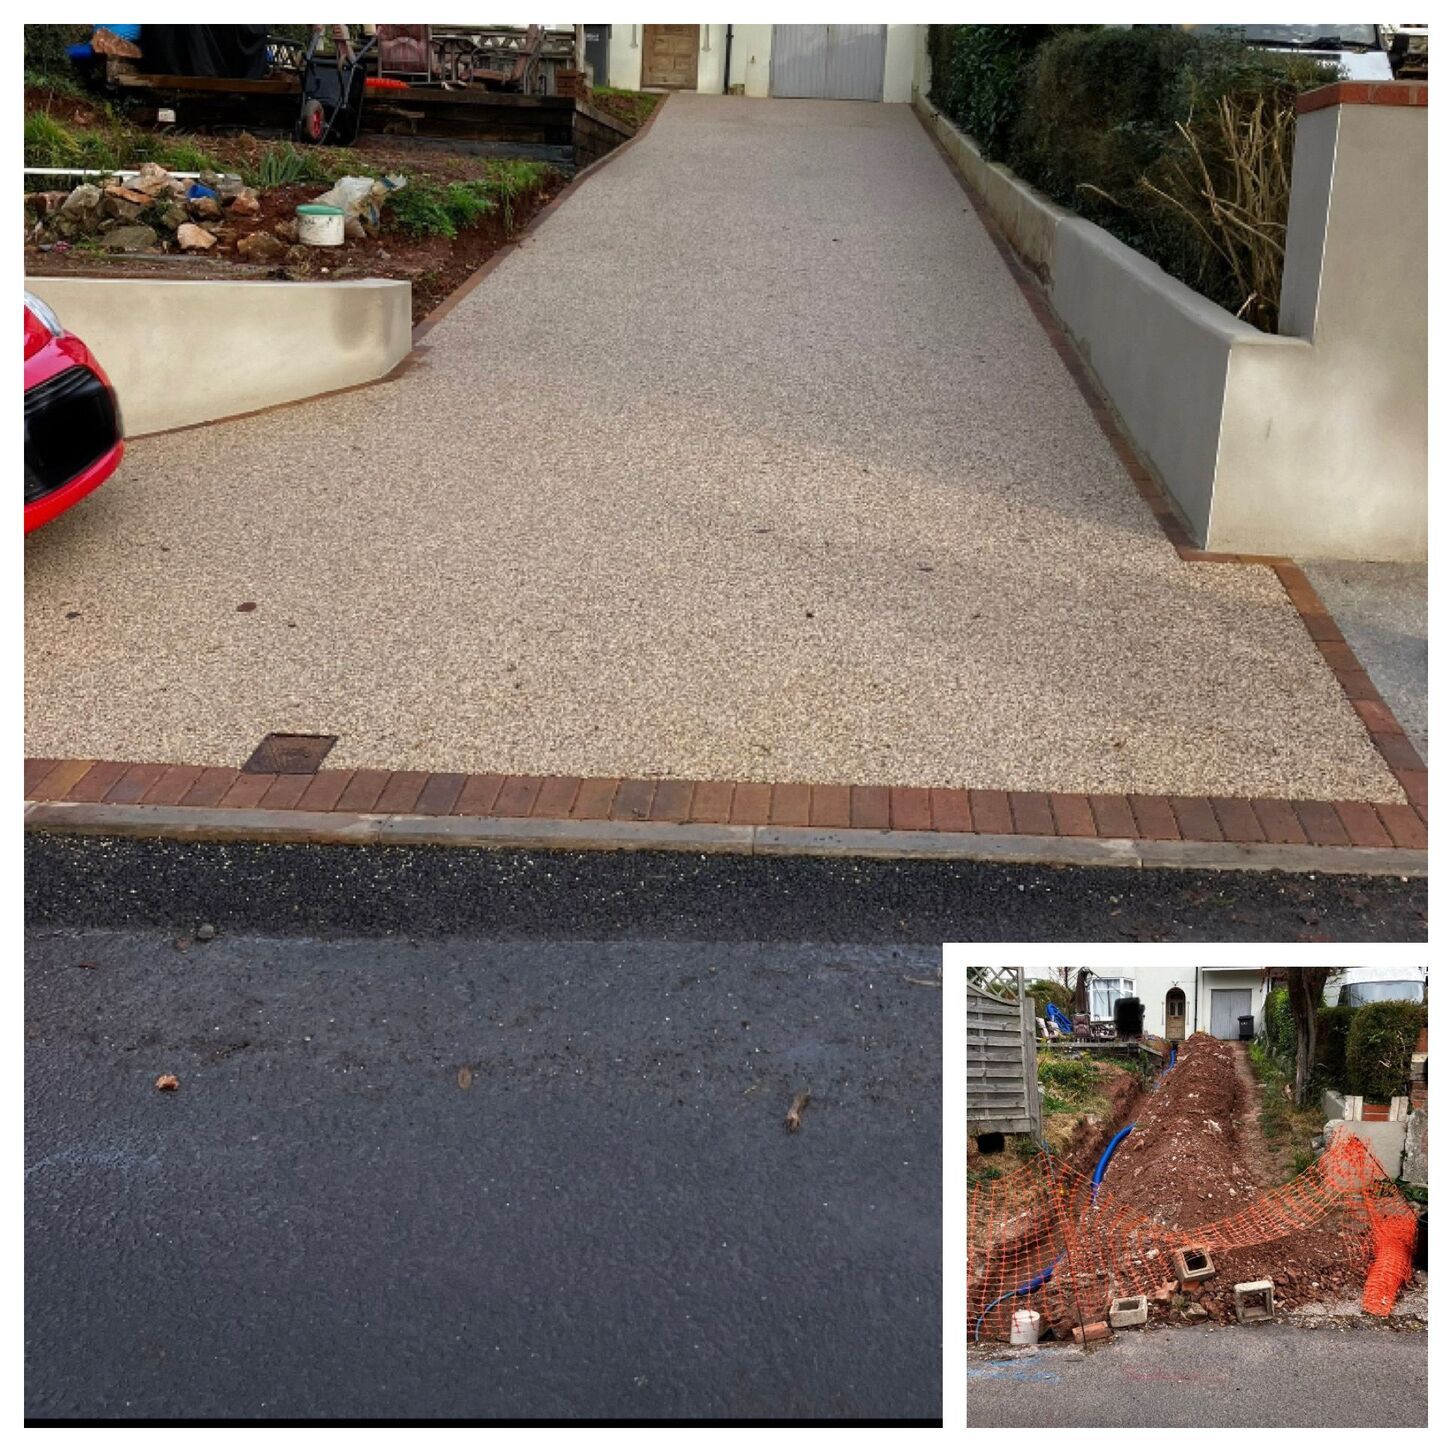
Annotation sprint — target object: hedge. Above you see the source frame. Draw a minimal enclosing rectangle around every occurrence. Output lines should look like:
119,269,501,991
1345,1001,1426,1103
926,24,1337,330
1262,987,1294,1061
1314,1004,1359,1087
1027,978,1073,1020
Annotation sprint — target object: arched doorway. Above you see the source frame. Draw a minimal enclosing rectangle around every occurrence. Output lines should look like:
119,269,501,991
1165,987,1187,1042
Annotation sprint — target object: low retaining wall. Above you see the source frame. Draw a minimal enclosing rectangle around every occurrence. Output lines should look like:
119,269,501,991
24,275,412,435
915,85,1426,561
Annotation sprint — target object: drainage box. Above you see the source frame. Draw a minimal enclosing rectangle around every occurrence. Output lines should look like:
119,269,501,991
1108,1295,1149,1329
1172,1246,1216,1285
1234,1279,1275,1324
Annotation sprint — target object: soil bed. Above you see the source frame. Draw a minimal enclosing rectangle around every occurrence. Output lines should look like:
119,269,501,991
25,166,568,325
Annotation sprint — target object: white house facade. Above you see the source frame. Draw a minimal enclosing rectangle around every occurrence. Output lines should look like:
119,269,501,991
1080,967,1269,1042
602,25,917,102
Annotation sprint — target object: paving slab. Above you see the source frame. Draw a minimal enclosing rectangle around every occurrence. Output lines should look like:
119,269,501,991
1303,559,1427,762
25,96,1402,802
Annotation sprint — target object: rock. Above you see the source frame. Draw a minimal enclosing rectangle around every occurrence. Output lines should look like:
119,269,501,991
237,230,287,263
159,203,189,232
175,223,217,251
189,195,224,221
273,218,299,243
195,923,217,942
154,1074,180,1092
199,169,221,190
102,224,160,252
104,183,151,206
215,173,247,199
283,243,314,277
60,183,103,213
60,183,103,216
26,190,71,216
132,161,175,195
101,194,144,223
227,188,261,216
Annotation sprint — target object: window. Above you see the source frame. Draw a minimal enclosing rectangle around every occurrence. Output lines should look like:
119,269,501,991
1091,976,1135,1019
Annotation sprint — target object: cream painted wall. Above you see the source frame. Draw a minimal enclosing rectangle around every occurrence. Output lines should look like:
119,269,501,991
27,276,411,435
882,26,915,103
608,24,914,100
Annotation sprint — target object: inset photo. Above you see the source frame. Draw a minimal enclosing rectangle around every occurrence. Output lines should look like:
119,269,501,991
964,965,1427,1428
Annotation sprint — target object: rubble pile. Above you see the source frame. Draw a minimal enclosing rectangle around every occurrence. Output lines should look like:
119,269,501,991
25,162,333,275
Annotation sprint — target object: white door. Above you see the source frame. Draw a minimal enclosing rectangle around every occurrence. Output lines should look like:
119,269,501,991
1209,989,1253,1039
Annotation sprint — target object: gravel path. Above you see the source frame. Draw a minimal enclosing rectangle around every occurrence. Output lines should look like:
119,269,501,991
24,95,1401,800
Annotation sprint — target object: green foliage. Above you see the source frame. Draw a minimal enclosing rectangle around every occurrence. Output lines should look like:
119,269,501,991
25,66,86,98
1262,987,1294,1061
1346,1001,1426,1103
388,183,459,239
928,24,1337,329
250,142,334,190
150,139,224,175
386,163,547,239
1026,977,1073,1020
24,110,122,173
1037,1055,1097,1095
928,25,1061,161
1314,1004,1360,1087
23,24,92,78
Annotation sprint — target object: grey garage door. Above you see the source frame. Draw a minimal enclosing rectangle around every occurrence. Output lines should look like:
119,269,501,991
770,25,886,101
1209,989,1253,1039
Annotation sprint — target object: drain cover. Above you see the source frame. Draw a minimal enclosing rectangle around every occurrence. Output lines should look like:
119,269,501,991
241,733,337,775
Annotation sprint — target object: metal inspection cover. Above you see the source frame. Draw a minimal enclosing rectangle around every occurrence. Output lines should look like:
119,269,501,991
241,733,338,775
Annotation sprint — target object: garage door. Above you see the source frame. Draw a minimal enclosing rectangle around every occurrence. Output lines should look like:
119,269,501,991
770,25,886,101
1209,989,1253,1039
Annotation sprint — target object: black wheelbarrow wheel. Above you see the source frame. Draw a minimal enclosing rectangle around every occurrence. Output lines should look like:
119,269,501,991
298,97,326,144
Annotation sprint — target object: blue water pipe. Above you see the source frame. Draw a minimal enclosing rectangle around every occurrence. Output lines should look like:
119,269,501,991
972,1124,1135,1343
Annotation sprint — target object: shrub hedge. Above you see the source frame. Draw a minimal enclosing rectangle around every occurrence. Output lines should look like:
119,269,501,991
1262,986,1294,1061
1026,978,1073,1020
1345,1001,1426,1103
1313,1004,1360,1088
926,24,1337,329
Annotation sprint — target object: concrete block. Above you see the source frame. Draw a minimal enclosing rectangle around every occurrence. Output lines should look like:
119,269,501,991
1071,1320,1112,1345
1234,1279,1275,1324
1323,1118,1407,1179
1108,1295,1148,1329
1172,1246,1216,1285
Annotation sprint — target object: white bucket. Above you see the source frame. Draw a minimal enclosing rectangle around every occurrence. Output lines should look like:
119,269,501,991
296,205,344,247
1009,1309,1042,1346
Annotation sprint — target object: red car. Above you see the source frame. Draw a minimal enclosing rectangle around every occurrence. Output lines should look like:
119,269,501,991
24,291,124,533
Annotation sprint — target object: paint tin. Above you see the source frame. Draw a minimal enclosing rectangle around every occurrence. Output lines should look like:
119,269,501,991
296,204,344,247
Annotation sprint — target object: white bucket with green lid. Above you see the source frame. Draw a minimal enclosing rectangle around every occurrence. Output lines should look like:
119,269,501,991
296,203,344,247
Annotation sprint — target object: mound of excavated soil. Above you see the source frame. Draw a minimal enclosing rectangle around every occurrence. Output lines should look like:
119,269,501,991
1097,1032,1368,1322
1096,1032,1258,1226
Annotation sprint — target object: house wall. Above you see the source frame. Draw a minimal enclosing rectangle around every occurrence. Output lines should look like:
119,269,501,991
611,24,914,101
913,62,1428,561
1195,969,1267,1039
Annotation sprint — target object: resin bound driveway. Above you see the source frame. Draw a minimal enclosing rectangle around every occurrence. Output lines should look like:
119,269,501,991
25,97,1413,823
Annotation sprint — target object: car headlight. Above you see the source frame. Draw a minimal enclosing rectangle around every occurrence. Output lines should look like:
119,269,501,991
24,290,64,337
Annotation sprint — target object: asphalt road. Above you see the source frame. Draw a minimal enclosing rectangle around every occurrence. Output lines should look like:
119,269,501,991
23,835,1427,943
26,932,941,1422
967,1324,1427,1427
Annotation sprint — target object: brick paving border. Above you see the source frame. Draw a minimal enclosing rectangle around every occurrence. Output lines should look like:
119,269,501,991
21,95,1426,863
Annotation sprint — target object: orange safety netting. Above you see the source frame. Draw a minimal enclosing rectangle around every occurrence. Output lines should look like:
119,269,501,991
968,1127,1415,1342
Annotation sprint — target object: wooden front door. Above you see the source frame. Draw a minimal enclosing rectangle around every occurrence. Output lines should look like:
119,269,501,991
1165,988,1186,1042
641,24,699,89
